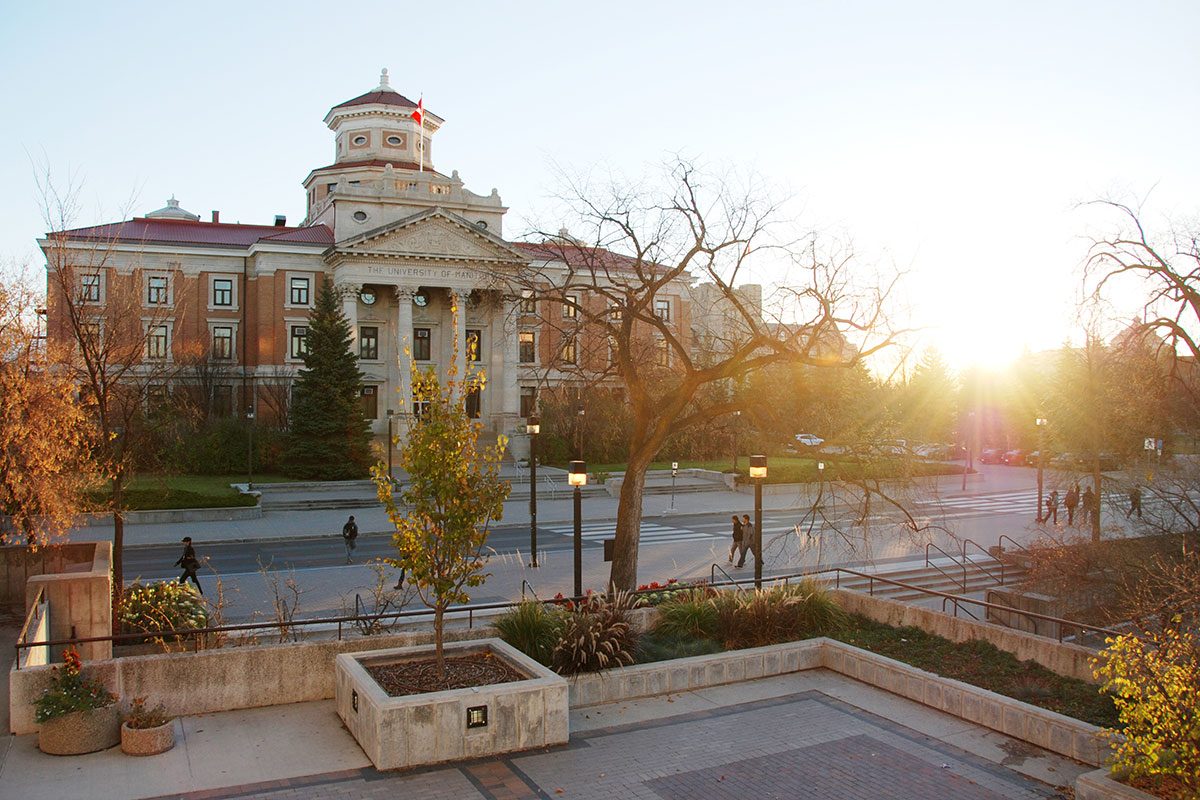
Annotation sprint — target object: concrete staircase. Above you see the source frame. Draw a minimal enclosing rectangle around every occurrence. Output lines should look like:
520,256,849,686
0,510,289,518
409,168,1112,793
825,556,1028,609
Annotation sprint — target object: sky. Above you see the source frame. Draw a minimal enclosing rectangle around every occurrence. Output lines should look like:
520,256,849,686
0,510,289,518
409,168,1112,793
2,0,1197,372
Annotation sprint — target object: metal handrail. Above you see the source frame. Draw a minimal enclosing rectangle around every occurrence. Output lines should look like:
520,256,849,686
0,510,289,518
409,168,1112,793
961,538,1005,586
940,594,981,621
520,579,540,601
997,535,1029,555
924,542,967,592
710,563,745,591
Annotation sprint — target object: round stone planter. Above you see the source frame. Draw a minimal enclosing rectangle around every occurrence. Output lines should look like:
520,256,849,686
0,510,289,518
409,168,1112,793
120,720,176,756
38,704,121,756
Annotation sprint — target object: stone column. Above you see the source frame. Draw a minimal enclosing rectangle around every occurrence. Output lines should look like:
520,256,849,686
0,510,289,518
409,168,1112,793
500,296,527,459
450,288,470,398
394,286,417,417
340,284,359,351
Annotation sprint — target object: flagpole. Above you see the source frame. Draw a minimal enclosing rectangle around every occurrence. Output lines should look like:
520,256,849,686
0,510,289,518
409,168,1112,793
418,96,424,173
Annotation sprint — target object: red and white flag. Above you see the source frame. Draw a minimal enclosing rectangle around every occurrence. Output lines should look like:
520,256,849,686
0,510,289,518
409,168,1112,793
411,97,424,172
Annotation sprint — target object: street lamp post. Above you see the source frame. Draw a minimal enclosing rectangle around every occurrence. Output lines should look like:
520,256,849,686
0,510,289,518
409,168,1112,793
246,407,255,491
527,416,541,568
732,410,741,472
962,410,976,491
750,454,767,590
569,460,587,598
1036,417,1047,522
670,461,678,511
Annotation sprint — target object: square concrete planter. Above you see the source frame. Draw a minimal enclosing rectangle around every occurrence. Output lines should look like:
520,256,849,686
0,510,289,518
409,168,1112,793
335,638,568,770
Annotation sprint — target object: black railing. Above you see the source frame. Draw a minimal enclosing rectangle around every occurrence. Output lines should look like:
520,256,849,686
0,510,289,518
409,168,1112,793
924,542,967,592
960,538,1006,586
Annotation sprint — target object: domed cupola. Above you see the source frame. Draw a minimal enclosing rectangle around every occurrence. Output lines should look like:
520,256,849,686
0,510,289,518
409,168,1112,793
324,69,443,170
145,195,200,221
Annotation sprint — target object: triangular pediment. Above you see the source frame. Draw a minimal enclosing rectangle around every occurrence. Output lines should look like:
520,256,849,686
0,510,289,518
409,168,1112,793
333,208,527,264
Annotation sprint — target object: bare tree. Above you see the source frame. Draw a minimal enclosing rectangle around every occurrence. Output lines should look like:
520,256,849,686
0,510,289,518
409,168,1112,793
39,171,184,623
511,161,901,589
257,365,297,429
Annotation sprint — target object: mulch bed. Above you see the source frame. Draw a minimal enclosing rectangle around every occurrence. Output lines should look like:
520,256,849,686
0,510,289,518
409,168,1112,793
366,652,526,697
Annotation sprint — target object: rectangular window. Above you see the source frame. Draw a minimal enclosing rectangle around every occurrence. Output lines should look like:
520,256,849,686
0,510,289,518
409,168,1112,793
520,386,537,419
146,324,169,360
518,331,535,363
655,299,671,322
289,276,311,306
79,321,101,349
656,337,670,366
147,384,170,413
519,290,536,314
290,325,308,358
562,294,578,319
360,386,378,420
81,274,101,303
212,326,234,360
413,327,431,361
147,275,169,305
560,335,577,365
213,278,233,307
212,385,233,417
359,326,379,360
412,387,430,418
466,329,482,362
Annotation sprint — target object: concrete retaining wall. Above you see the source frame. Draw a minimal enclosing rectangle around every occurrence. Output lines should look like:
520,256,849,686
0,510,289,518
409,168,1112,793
80,505,261,526
831,589,1103,683
25,542,112,662
9,626,492,735
0,542,100,608
1074,769,1157,799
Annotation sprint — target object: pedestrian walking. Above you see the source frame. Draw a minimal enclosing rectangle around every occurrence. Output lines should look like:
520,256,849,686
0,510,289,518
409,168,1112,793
735,514,755,569
342,515,359,563
1127,486,1142,519
174,536,203,595
728,514,744,563
1064,483,1080,526
1082,486,1097,526
1045,490,1059,525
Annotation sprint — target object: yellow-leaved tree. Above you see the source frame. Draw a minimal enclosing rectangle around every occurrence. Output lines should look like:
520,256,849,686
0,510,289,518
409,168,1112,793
371,326,510,680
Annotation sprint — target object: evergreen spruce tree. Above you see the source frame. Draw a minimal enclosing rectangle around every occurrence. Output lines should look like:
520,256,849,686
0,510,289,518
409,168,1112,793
284,277,372,479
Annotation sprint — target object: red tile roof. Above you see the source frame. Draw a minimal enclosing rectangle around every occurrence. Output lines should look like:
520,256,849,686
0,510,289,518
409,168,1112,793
307,159,443,176
50,218,333,249
332,89,420,111
513,241,653,273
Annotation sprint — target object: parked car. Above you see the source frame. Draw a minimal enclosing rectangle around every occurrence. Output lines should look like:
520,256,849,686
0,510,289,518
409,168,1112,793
794,433,824,447
979,448,1004,464
1001,449,1027,466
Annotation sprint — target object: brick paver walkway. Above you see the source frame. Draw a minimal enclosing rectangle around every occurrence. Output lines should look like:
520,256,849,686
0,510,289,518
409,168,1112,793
156,690,1064,800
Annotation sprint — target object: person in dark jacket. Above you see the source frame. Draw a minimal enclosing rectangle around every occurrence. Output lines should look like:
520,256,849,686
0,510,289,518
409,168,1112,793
342,515,359,564
1064,483,1080,526
1082,486,1097,526
1127,486,1142,519
175,536,203,595
735,514,756,568
728,515,744,563
1045,490,1059,525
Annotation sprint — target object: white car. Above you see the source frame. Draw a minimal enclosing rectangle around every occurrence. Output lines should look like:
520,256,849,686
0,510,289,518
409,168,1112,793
794,433,825,447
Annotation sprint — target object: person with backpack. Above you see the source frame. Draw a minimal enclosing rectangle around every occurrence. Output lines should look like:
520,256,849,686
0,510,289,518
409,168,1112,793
342,515,359,564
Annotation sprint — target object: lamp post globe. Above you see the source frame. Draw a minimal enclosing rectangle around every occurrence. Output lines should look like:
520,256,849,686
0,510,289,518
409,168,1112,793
569,460,587,598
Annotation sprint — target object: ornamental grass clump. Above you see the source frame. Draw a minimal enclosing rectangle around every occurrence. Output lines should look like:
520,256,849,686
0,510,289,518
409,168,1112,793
34,649,117,723
124,697,171,730
654,588,719,641
494,600,565,667
551,590,639,675
714,582,846,650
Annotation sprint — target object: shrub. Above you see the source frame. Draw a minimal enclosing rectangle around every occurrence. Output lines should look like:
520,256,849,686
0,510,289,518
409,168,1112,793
119,581,209,636
34,649,117,722
635,578,693,606
551,590,639,675
494,600,565,667
654,588,719,640
1094,622,1199,796
713,582,846,650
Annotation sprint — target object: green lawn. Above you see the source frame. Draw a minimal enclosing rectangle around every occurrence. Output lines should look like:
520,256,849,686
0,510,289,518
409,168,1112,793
86,473,297,511
571,457,964,485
